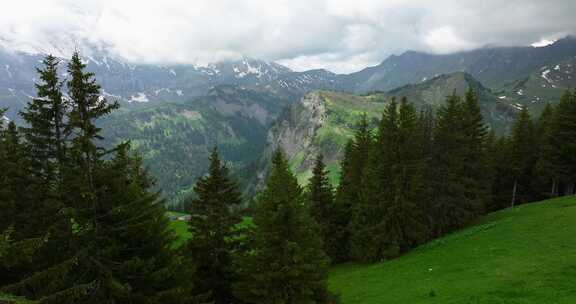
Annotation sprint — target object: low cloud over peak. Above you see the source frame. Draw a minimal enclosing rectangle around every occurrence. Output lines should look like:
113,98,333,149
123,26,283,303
1,0,575,73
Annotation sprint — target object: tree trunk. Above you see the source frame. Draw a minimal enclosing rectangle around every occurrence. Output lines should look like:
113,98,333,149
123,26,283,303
511,179,518,208
551,179,557,197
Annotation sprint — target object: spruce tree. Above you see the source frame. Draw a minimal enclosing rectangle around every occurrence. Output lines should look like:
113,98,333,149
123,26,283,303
486,133,514,211
3,52,202,304
333,115,373,262
509,106,538,206
234,150,334,304
307,154,337,262
331,142,355,263
535,103,560,197
460,89,490,213
430,94,475,235
20,54,67,184
351,98,428,262
550,90,576,195
17,54,73,275
186,147,242,304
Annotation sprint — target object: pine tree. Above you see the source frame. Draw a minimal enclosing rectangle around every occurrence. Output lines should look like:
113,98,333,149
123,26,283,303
351,98,428,262
234,150,334,304
20,54,67,184
333,115,373,262
535,103,560,197
509,106,538,206
460,89,490,213
550,90,576,195
186,147,242,304
3,52,204,304
17,54,73,275
0,122,42,240
430,94,474,235
307,154,337,262
331,142,354,263
91,144,198,303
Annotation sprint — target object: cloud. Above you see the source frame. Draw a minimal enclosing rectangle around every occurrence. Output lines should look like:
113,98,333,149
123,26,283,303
1,0,575,73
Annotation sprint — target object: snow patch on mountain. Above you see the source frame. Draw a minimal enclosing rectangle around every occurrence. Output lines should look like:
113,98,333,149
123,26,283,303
129,92,149,103
541,68,556,88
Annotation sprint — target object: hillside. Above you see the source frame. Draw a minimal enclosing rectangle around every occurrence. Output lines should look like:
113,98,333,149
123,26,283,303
330,196,576,303
497,56,576,114
386,72,516,133
100,85,287,202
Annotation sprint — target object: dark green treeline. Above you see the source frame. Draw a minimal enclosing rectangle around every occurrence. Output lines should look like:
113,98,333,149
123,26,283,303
315,90,576,264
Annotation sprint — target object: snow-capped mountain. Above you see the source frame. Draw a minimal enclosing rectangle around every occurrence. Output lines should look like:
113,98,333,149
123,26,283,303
0,47,343,120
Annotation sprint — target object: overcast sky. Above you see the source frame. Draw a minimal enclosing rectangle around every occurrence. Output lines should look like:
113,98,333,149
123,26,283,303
1,0,575,73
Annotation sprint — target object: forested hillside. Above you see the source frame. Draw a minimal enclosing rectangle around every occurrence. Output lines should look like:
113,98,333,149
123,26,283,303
100,85,289,201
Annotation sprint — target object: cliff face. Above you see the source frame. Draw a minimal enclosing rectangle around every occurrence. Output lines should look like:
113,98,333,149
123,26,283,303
251,91,386,191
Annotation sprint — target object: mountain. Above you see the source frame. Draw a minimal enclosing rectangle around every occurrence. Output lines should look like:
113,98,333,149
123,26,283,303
330,196,576,303
250,72,517,192
0,48,344,121
100,85,290,202
3,37,576,120
346,36,576,97
496,56,576,113
385,71,516,132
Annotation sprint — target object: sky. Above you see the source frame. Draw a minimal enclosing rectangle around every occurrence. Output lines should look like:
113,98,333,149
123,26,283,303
1,0,575,74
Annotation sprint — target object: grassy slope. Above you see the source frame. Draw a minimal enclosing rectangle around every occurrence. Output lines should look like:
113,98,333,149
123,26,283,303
329,196,576,303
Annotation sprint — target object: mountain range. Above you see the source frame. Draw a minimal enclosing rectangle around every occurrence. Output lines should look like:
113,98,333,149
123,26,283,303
2,37,576,203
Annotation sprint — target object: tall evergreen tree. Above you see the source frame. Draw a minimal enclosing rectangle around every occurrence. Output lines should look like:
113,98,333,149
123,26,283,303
2,53,201,304
550,90,576,195
307,154,337,262
430,94,475,235
333,115,373,262
234,150,334,304
331,142,355,263
351,98,428,262
17,55,73,278
460,89,490,213
186,147,242,304
20,54,67,184
509,106,538,206
535,103,560,197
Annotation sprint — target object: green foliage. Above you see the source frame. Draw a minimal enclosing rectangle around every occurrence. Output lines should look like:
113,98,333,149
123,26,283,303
0,53,202,304
20,54,67,185
549,91,576,193
306,154,339,263
351,98,428,262
100,91,272,204
185,148,242,304
234,150,335,303
509,106,539,204
429,91,489,236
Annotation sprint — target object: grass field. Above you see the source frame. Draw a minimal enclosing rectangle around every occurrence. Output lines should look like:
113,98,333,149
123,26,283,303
329,196,576,303
169,215,254,248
